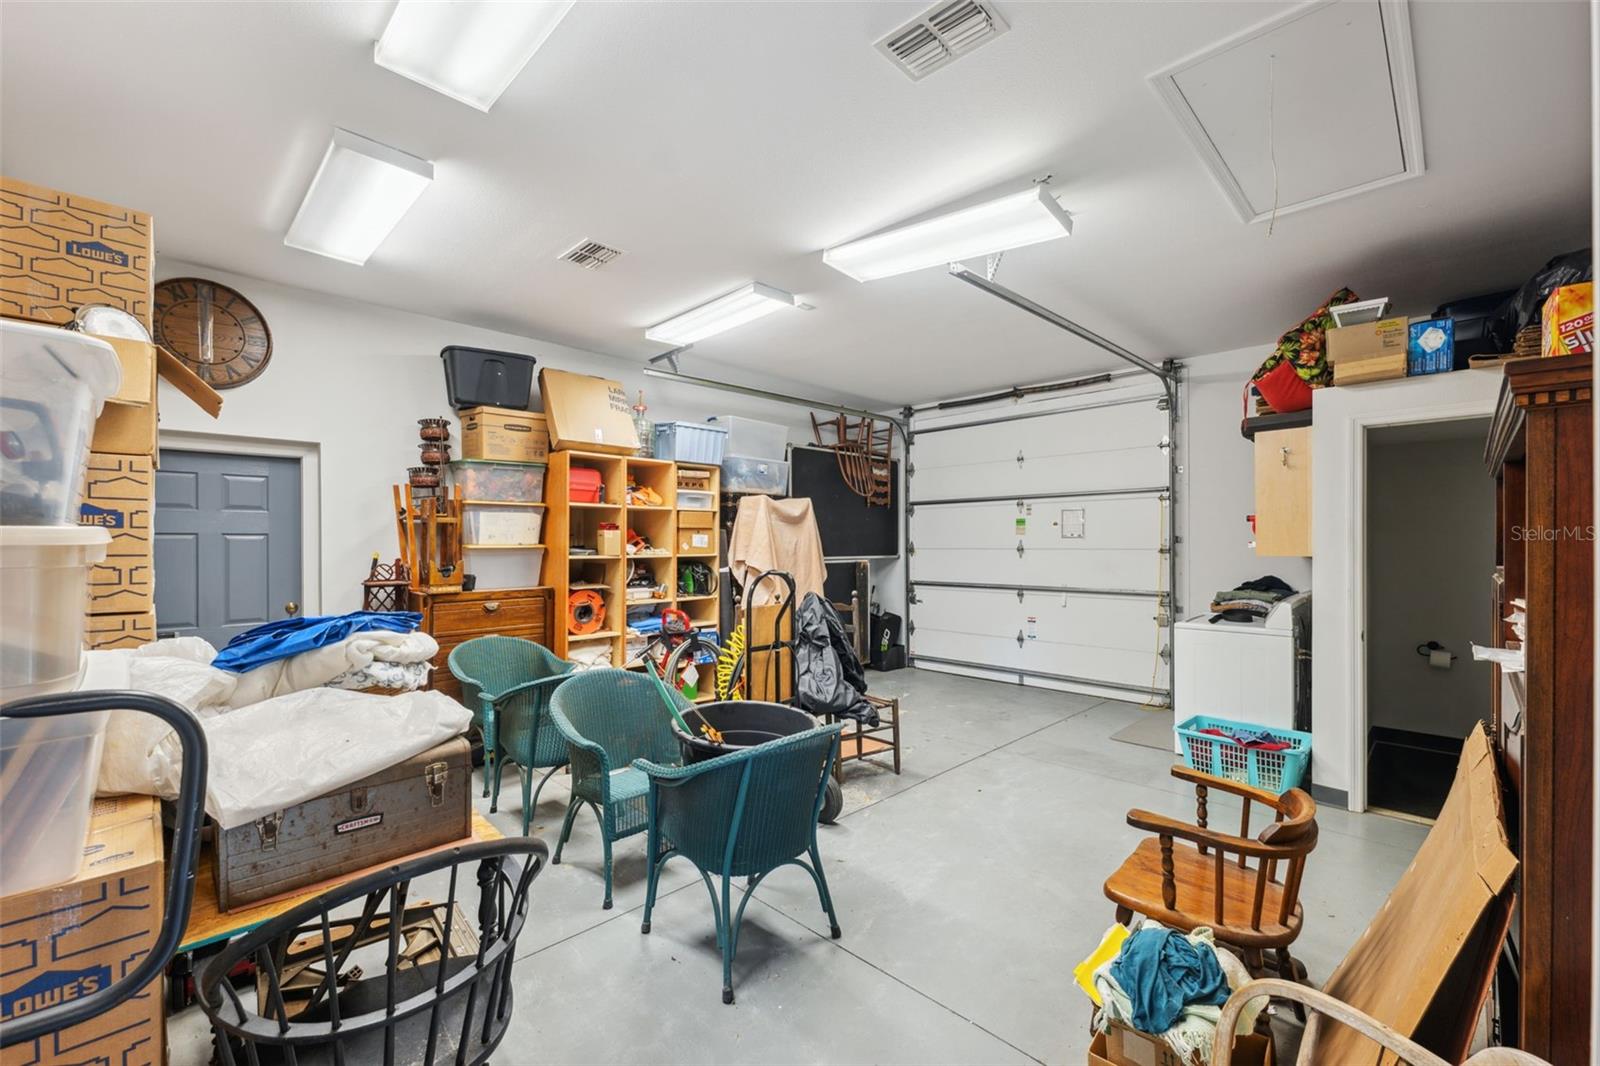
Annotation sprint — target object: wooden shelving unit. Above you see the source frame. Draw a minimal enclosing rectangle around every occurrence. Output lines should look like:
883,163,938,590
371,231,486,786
545,452,722,665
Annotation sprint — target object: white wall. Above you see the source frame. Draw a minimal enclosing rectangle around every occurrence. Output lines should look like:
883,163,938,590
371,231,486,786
1310,369,1504,806
1366,431,1495,739
1179,348,1312,617
154,260,836,616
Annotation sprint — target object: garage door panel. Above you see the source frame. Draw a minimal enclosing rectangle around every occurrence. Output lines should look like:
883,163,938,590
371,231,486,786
910,586,1166,689
913,548,1155,589
910,496,1164,589
912,402,1164,471
913,446,1166,500
913,498,1162,549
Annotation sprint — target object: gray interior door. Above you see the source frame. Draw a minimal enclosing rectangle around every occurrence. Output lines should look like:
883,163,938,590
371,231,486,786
154,450,303,648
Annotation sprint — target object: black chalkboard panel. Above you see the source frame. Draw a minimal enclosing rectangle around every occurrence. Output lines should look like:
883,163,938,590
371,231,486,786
788,445,899,559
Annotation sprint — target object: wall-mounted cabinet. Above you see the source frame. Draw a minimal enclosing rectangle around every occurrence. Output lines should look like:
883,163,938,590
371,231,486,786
1254,426,1312,557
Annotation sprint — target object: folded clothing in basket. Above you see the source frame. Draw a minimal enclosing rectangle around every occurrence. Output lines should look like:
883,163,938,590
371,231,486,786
1198,726,1290,751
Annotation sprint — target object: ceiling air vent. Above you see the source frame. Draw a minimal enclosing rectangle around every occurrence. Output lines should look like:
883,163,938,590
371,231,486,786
559,240,624,270
877,0,1009,81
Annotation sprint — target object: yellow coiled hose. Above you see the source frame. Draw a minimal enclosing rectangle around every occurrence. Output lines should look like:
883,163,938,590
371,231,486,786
716,624,746,700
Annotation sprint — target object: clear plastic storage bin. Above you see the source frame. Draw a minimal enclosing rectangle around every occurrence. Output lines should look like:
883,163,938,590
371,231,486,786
464,546,545,590
654,422,728,464
462,506,543,547
447,460,545,503
1,321,123,526
721,455,789,495
0,706,110,895
677,490,715,511
707,416,787,461
0,526,110,702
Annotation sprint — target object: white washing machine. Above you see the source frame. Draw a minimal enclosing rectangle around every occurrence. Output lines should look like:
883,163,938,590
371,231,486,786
1173,592,1310,752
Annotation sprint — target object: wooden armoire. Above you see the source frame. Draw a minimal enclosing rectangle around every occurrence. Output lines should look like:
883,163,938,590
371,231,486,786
1484,353,1593,1062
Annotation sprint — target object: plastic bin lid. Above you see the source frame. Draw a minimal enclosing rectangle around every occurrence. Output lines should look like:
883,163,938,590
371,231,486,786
0,525,112,546
0,525,111,565
446,458,547,468
0,319,122,400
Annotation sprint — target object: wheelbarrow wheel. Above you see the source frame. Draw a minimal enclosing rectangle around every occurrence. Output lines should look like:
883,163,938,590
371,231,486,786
820,777,843,825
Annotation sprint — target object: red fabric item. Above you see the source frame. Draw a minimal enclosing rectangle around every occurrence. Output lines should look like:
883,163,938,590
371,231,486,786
1251,359,1314,414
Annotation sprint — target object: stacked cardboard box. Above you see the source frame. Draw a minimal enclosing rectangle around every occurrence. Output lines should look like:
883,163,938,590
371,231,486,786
0,176,222,650
460,405,550,462
0,795,165,1066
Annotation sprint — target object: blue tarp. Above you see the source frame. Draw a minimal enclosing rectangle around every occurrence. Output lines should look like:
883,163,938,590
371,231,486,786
210,611,422,673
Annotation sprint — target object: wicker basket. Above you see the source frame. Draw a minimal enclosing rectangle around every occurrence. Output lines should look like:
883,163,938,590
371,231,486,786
1513,324,1541,357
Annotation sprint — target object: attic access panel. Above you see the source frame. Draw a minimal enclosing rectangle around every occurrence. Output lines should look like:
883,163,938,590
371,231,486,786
1150,0,1424,223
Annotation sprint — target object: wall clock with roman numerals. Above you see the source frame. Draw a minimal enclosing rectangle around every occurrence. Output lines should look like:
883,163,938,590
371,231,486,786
153,277,273,389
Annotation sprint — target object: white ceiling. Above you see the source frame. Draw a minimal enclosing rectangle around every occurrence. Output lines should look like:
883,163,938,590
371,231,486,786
0,1,1590,406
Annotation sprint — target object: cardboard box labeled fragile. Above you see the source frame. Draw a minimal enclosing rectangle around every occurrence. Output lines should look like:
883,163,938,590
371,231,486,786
539,368,640,455
461,406,549,463
90,335,223,456
1328,316,1409,385
79,453,153,614
85,609,157,651
1088,1026,1273,1066
1541,282,1593,357
0,176,154,334
677,509,716,554
0,794,165,1066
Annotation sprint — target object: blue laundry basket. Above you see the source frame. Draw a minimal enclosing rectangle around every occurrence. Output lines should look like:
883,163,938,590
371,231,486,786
1174,715,1311,794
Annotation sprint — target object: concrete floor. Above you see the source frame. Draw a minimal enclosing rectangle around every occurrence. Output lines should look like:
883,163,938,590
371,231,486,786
171,668,1427,1065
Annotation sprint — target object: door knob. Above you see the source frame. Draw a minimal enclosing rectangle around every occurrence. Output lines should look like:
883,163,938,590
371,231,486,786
284,601,300,617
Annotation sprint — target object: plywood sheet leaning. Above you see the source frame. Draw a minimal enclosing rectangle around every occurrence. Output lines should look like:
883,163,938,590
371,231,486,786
1309,723,1517,1064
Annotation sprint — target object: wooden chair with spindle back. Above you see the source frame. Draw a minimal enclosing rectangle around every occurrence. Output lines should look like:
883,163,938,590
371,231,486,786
1102,765,1318,1010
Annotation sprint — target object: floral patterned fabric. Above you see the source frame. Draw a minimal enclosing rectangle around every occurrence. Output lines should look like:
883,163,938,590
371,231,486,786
1254,287,1361,385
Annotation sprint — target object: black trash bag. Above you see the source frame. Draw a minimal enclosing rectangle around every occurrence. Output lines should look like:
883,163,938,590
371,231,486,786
1487,249,1592,353
795,593,877,725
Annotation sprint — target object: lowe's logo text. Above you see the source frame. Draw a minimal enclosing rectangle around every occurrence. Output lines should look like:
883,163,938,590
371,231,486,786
66,240,129,267
1,966,111,1020
79,504,125,529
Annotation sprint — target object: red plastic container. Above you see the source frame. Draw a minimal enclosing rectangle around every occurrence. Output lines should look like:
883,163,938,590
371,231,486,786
569,467,604,503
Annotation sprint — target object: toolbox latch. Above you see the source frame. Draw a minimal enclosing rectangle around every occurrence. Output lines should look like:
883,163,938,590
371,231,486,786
350,786,371,814
425,762,449,807
255,811,283,851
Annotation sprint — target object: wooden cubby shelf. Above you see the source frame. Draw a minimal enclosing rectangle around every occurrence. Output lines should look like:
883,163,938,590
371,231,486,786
545,452,722,664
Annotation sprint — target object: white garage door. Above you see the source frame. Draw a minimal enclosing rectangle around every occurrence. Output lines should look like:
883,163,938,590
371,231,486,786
908,383,1174,702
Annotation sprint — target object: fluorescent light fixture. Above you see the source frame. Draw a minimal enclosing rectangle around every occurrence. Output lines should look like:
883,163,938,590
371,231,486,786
645,283,799,346
284,129,434,265
823,186,1072,282
374,0,577,111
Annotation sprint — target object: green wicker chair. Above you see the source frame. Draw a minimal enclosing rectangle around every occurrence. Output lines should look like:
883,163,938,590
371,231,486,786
548,668,686,909
635,722,845,1004
447,636,575,835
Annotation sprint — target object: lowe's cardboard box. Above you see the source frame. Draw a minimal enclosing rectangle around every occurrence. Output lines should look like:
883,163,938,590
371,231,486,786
0,176,154,334
85,609,157,651
79,453,154,615
0,794,164,1066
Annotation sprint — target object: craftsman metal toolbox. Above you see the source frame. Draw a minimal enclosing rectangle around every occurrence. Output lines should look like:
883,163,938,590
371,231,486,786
213,737,472,912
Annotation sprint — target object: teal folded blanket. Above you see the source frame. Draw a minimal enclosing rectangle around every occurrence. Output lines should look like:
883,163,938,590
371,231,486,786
1109,925,1231,1033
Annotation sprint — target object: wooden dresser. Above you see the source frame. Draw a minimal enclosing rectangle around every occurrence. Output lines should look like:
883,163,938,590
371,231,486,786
408,586,554,702
1484,354,1592,1063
